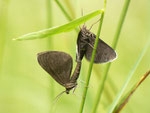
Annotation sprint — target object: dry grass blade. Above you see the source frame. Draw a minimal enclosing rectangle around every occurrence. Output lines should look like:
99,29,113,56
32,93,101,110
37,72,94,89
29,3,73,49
113,70,150,113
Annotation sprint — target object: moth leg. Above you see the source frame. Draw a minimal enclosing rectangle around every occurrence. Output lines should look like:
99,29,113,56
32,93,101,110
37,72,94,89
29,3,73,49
72,85,77,93
87,43,94,49
53,90,66,104
79,79,86,84
80,38,94,49
89,18,101,30
79,79,90,88
72,93,83,99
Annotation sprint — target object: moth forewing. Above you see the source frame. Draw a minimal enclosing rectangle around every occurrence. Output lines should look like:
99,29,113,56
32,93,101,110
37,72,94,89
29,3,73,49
37,51,82,94
76,25,117,63
37,51,73,87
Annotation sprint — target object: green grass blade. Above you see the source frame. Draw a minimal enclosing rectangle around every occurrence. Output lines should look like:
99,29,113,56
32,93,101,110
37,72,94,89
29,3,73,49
112,0,130,50
79,10,104,113
108,38,150,113
55,0,78,32
113,70,150,113
13,10,102,41
92,63,111,113
91,0,131,112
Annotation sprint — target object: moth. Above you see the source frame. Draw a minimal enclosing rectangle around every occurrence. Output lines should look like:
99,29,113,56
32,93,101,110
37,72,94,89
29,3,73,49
76,25,117,63
37,51,81,94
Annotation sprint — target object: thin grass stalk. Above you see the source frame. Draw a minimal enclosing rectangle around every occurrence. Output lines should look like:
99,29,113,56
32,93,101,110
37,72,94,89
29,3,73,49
92,63,111,113
55,0,80,33
55,0,72,21
79,10,104,113
64,0,75,18
0,0,9,74
109,38,150,113
112,0,131,50
91,0,130,112
46,0,55,102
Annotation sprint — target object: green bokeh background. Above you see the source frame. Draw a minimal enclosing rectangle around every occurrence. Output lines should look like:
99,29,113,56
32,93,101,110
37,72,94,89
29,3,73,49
0,0,149,113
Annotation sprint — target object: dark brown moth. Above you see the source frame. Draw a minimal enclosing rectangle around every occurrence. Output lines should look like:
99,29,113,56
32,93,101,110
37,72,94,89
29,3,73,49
37,51,81,94
76,25,117,63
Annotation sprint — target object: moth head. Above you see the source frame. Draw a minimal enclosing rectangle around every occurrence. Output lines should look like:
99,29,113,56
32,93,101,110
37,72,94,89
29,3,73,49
65,82,77,94
80,25,92,38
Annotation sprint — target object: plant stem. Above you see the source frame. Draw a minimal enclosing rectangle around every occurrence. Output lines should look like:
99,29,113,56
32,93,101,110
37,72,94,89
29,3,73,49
79,10,104,113
91,0,130,112
112,0,130,50
92,63,111,113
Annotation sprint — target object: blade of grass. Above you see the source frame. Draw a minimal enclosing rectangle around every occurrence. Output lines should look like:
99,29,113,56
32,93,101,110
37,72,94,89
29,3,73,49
79,10,105,113
91,0,130,112
113,70,150,113
108,38,150,113
13,10,102,41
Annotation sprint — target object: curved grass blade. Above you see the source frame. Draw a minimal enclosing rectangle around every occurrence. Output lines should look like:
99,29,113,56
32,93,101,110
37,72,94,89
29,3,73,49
13,10,102,41
108,38,150,113
113,70,150,113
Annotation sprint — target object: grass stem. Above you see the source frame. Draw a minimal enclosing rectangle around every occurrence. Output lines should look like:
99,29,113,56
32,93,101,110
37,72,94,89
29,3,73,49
79,10,104,113
55,0,72,21
91,0,130,112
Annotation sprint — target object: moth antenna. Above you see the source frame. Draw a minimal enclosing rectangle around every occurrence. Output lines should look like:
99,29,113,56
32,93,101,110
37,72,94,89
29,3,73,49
89,18,101,30
79,25,81,30
80,8,86,27
78,80,91,88
81,8,83,17
53,90,66,104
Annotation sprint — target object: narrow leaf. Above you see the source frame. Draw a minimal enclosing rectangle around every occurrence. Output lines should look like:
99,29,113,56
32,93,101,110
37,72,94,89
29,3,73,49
13,10,102,41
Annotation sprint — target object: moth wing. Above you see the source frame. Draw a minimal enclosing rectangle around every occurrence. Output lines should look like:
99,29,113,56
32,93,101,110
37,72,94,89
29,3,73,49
85,36,117,63
37,51,73,86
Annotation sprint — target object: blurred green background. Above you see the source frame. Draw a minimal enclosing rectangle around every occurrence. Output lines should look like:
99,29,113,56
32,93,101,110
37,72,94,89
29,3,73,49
0,0,150,113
